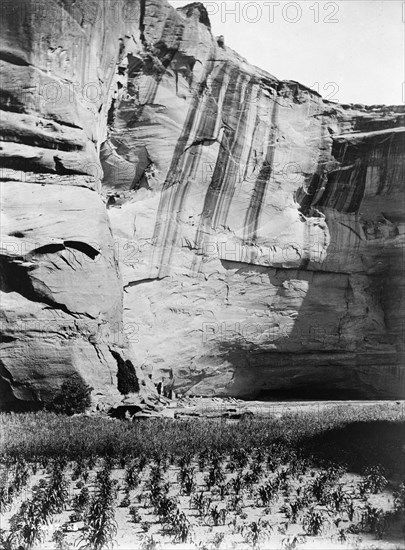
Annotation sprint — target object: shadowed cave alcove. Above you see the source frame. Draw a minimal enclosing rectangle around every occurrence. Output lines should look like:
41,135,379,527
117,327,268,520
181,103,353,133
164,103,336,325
110,350,140,395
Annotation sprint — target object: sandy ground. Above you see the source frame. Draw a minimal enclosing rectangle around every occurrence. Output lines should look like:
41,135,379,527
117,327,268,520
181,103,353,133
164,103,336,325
1,458,404,549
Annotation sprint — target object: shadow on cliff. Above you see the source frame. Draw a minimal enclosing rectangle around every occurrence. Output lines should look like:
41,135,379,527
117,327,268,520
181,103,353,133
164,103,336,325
215,126,405,401
215,260,365,400
218,229,403,400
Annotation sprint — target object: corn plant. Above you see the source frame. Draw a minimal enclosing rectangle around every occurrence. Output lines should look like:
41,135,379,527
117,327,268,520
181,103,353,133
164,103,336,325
151,483,169,507
72,486,90,517
178,466,195,495
161,453,170,472
198,450,208,471
141,521,150,533
183,473,196,495
251,461,263,481
15,510,43,548
228,474,244,495
0,486,7,512
358,479,368,498
242,519,272,550
141,534,157,550
257,480,277,506
52,526,70,550
125,460,140,490
232,448,249,469
266,455,279,473
281,535,304,550
149,464,163,486
166,509,192,543
288,457,309,478
8,479,53,550
138,455,147,471
129,505,141,523
227,459,237,473
325,484,350,513
253,447,265,464
80,469,117,550
13,458,30,493
393,481,405,513
344,497,356,522
178,453,192,469
178,462,193,482
1,458,30,514
337,528,347,544
158,495,178,521
325,464,345,483
226,494,243,515
8,497,45,550
192,491,211,518
360,503,387,538
101,455,115,472
47,460,69,514
244,471,258,491
149,480,171,514
8,460,68,550
209,450,224,469
0,529,12,550
280,499,302,523
119,490,130,508
302,507,327,536
207,504,227,526
304,472,330,503
86,454,97,469
210,533,225,549
361,465,388,494
72,457,87,481
205,464,224,491
0,485,13,514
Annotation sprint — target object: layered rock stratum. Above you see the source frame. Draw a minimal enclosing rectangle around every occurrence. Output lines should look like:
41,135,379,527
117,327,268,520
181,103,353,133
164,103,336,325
0,0,404,409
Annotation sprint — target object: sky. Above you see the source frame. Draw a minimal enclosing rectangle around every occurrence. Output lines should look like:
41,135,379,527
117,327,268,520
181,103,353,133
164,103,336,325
168,0,404,105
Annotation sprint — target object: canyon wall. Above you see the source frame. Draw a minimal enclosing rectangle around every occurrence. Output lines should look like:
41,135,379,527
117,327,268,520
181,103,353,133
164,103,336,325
0,0,150,409
1,0,404,408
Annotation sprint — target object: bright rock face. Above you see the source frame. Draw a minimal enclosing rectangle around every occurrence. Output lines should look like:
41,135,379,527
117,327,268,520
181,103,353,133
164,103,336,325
1,0,404,407
0,0,147,409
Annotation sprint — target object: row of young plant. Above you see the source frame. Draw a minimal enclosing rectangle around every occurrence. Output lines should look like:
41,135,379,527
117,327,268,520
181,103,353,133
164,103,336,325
2,444,403,550
0,458,118,550
125,450,403,543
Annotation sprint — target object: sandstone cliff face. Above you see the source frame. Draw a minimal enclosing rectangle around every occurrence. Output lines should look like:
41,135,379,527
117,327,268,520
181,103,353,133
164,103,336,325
0,0,148,409
1,0,404,407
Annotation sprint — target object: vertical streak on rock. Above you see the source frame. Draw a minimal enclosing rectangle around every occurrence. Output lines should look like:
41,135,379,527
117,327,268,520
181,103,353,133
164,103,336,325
151,56,224,275
244,96,279,242
298,120,331,217
347,160,368,213
376,133,393,196
316,133,404,214
191,71,248,232
213,77,258,229
139,0,147,46
188,71,258,274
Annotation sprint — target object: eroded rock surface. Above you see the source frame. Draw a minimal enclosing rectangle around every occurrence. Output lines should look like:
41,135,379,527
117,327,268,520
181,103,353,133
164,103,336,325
0,0,148,409
103,0,405,399
1,0,404,407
